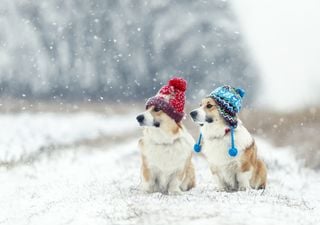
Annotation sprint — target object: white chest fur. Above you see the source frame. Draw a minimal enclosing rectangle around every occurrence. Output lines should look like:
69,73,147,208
201,124,253,170
140,127,195,193
142,128,194,173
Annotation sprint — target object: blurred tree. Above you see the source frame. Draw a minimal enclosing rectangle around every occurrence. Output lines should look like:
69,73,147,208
0,0,259,103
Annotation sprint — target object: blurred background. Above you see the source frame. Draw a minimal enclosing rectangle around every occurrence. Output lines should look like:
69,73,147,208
0,0,319,167
1,1,320,224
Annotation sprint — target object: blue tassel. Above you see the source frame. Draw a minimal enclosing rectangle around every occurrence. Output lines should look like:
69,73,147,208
194,133,202,153
228,127,238,157
236,88,245,98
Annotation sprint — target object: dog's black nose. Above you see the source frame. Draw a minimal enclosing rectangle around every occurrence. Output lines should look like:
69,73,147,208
190,111,198,119
136,115,144,123
205,117,213,123
153,121,160,127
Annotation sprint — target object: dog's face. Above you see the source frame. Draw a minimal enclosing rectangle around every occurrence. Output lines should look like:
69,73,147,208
190,97,226,127
136,106,180,133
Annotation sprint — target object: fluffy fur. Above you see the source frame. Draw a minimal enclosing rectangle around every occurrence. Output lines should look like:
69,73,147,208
190,98,267,191
136,106,196,194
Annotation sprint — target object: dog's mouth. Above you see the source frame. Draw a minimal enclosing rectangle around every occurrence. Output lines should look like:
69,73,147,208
137,121,160,127
193,117,213,126
193,120,204,126
190,110,213,125
136,114,160,127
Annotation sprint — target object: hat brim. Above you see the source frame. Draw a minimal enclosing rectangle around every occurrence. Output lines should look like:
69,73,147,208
146,97,184,123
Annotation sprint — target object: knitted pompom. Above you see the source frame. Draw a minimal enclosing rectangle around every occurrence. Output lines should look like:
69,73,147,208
168,77,187,92
236,88,245,98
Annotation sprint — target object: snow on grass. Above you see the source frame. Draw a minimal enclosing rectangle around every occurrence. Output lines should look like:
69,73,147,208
0,113,318,224
0,130,319,225
0,112,137,163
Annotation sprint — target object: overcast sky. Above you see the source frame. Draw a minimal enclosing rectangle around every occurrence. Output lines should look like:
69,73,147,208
232,0,320,111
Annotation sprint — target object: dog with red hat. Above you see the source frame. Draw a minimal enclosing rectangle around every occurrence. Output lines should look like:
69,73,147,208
136,77,195,194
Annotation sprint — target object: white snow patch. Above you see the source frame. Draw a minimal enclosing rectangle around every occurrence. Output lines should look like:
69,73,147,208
0,134,319,225
0,113,137,163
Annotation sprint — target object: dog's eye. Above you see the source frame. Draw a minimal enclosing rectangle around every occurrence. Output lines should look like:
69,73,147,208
154,107,161,112
207,104,213,109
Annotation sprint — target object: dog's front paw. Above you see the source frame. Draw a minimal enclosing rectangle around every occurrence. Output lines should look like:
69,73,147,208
214,187,226,192
168,184,182,195
239,186,250,192
168,188,182,195
141,182,156,193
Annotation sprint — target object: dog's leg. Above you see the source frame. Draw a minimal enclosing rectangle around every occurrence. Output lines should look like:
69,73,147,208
180,158,196,191
141,174,156,193
141,179,156,193
237,170,252,191
211,168,227,192
222,170,238,192
250,159,267,189
214,175,227,192
168,173,183,195
141,155,156,193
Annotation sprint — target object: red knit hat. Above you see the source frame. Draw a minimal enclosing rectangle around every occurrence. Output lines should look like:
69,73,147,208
146,77,187,123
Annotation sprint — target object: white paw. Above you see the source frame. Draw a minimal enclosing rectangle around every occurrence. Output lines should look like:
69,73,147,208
180,184,188,192
168,186,182,195
168,189,182,195
141,183,155,193
214,187,226,192
239,186,250,192
142,187,154,193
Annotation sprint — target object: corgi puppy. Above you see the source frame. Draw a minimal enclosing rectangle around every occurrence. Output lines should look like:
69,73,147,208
136,77,195,194
190,86,267,191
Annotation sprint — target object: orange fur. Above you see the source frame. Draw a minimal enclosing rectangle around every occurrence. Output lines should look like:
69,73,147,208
191,97,268,191
141,155,150,182
180,156,196,190
241,140,267,189
139,139,151,182
137,106,196,193
148,106,181,135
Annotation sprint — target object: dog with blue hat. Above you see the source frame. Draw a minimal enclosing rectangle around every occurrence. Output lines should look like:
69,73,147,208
190,85,267,191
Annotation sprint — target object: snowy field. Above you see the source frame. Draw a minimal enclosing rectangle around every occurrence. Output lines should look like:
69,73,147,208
0,112,137,164
0,112,319,225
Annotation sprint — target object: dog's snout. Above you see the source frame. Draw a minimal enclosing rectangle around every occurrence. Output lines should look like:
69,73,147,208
205,117,213,123
153,121,160,127
136,115,145,123
190,110,198,119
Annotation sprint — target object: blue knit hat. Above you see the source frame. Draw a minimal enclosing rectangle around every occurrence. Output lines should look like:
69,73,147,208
193,85,246,156
209,85,245,128
202,85,245,157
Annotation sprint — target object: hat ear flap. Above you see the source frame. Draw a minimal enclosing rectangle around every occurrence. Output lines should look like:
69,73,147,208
235,88,245,98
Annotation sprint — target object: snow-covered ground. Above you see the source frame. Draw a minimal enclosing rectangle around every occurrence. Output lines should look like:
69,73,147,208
0,112,137,163
0,113,319,225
